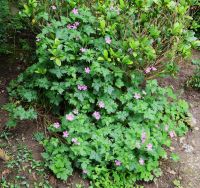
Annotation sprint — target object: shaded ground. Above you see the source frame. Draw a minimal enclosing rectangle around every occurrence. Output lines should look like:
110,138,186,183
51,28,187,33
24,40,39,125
0,50,200,187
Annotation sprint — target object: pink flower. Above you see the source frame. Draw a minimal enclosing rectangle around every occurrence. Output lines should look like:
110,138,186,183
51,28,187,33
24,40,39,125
115,160,121,166
67,24,73,29
151,66,157,71
105,37,112,44
141,132,146,143
72,138,80,145
82,85,88,91
139,158,145,165
85,67,91,74
66,113,75,121
77,85,88,91
63,131,69,138
67,23,78,30
74,22,80,26
71,25,77,29
134,93,141,99
147,143,153,151
144,67,151,74
72,8,78,15
169,131,176,138
53,122,60,129
92,111,101,120
67,25,71,29
80,48,87,52
51,5,57,10
98,101,105,108
78,85,82,90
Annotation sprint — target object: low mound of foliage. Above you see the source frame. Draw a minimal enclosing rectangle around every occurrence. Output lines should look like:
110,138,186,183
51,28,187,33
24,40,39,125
4,0,199,186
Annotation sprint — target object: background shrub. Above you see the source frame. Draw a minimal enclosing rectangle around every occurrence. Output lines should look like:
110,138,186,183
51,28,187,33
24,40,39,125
0,0,12,54
190,1,200,39
20,0,199,75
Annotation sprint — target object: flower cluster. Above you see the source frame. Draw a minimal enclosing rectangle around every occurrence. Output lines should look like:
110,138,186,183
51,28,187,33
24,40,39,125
72,8,78,15
134,93,141,100
67,22,80,30
77,85,88,91
85,67,90,74
66,114,75,121
92,111,101,120
105,37,112,44
98,101,105,108
53,122,60,129
63,131,69,138
144,66,157,74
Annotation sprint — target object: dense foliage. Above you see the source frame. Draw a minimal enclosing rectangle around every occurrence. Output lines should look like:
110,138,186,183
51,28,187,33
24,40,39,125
190,2,200,39
0,0,11,54
42,79,189,184
3,0,199,186
20,0,199,74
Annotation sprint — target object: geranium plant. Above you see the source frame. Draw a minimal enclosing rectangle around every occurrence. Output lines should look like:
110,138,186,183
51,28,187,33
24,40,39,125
5,1,197,186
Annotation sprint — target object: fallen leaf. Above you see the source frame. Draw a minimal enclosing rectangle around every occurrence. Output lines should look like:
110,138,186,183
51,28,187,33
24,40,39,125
2,169,11,176
0,148,10,161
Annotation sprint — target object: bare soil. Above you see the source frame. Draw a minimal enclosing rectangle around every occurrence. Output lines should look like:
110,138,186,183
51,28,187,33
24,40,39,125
0,50,199,188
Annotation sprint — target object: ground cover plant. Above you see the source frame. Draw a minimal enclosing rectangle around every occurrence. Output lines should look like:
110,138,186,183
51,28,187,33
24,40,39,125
187,58,200,89
0,139,52,188
2,0,199,187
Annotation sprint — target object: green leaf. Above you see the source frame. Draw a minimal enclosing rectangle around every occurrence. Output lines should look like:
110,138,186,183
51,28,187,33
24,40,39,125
103,50,109,59
171,153,180,162
55,58,62,66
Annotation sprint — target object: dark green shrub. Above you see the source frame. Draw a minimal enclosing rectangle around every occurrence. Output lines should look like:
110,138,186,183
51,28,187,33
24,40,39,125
0,0,11,54
190,2,200,39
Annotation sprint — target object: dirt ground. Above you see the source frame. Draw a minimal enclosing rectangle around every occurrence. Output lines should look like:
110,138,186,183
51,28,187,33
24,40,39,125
0,50,200,188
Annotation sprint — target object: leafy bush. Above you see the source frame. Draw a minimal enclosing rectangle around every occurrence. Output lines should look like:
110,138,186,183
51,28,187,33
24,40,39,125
5,0,195,186
21,0,199,70
0,0,11,54
42,79,189,184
